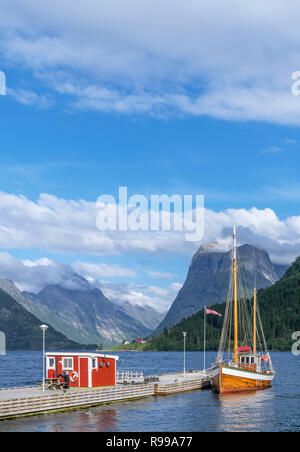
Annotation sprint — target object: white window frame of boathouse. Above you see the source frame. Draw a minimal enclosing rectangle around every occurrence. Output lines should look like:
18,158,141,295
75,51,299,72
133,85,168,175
62,357,74,371
47,357,56,370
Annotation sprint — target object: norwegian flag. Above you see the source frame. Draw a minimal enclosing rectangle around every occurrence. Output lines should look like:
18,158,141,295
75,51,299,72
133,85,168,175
205,307,222,317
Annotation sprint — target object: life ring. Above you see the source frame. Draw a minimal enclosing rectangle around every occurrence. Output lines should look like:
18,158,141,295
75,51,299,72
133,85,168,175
70,371,79,383
260,356,269,363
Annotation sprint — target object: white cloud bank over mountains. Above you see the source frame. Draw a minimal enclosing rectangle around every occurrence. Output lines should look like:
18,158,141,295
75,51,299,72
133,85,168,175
0,252,180,312
0,253,86,293
1,0,300,123
0,191,299,265
0,190,299,311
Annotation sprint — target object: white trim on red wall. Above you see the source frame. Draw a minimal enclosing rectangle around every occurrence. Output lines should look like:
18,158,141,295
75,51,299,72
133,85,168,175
88,358,92,388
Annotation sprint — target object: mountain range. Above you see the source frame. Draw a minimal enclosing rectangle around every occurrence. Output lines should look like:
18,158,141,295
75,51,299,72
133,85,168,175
0,243,290,350
0,274,164,348
0,288,88,351
154,244,288,335
115,301,166,333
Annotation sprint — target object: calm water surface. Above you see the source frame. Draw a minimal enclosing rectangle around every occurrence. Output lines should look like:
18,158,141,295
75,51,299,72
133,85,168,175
0,351,299,432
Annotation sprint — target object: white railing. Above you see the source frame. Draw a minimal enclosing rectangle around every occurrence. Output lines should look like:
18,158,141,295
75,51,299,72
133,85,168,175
116,370,144,384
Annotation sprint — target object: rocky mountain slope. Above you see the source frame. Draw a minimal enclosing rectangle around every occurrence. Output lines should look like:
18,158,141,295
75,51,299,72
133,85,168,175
154,244,288,335
0,288,88,351
22,283,152,347
0,278,86,346
147,255,299,352
116,301,165,332
0,275,160,347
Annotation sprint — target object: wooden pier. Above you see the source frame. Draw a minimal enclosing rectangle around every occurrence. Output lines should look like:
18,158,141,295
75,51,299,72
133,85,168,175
154,371,211,395
0,370,212,421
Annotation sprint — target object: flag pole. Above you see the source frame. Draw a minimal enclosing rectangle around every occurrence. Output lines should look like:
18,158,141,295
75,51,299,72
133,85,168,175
204,306,206,373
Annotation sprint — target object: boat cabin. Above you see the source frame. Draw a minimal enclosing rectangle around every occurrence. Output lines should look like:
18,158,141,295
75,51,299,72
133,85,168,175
46,352,119,388
237,347,258,371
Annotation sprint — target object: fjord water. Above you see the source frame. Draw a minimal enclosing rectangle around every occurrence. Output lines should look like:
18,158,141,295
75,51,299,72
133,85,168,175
0,351,299,432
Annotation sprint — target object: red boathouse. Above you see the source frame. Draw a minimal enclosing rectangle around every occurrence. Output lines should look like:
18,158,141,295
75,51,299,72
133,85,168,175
46,352,119,388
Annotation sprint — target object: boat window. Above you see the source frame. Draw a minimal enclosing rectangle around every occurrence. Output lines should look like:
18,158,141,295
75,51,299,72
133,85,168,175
92,359,97,369
62,358,73,371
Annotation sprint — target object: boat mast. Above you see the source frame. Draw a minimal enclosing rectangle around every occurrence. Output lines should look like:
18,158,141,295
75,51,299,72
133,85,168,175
253,287,257,356
233,227,238,365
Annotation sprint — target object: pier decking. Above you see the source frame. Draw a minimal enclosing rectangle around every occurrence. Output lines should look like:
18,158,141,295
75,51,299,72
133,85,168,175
155,371,211,395
0,370,212,420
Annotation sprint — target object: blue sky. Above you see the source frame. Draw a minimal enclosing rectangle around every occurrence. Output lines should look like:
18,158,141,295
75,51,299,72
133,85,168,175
1,1,300,311
1,92,300,215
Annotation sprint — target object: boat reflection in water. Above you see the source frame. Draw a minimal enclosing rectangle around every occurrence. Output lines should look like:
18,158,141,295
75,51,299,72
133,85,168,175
214,389,275,432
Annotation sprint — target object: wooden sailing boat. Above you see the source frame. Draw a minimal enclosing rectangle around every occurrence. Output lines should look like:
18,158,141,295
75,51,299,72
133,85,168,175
211,227,275,394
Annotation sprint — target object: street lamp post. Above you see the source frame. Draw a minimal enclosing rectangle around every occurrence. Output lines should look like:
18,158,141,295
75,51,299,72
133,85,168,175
182,332,188,377
40,325,48,392
204,306,206,374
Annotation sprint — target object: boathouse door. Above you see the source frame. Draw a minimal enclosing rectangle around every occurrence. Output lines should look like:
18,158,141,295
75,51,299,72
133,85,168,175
79,358,89,387
79,357,92,388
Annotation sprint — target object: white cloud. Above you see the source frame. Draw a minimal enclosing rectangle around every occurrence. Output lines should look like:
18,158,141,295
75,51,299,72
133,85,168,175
72,261,137,279
0,253,89,293
203,207,300,264
0,251,178,312
145,270,175,280
261,146,284,155
22,257,53,267
1,1,300,123
7,87,53,109
0,191,300,264
96,280,180,313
